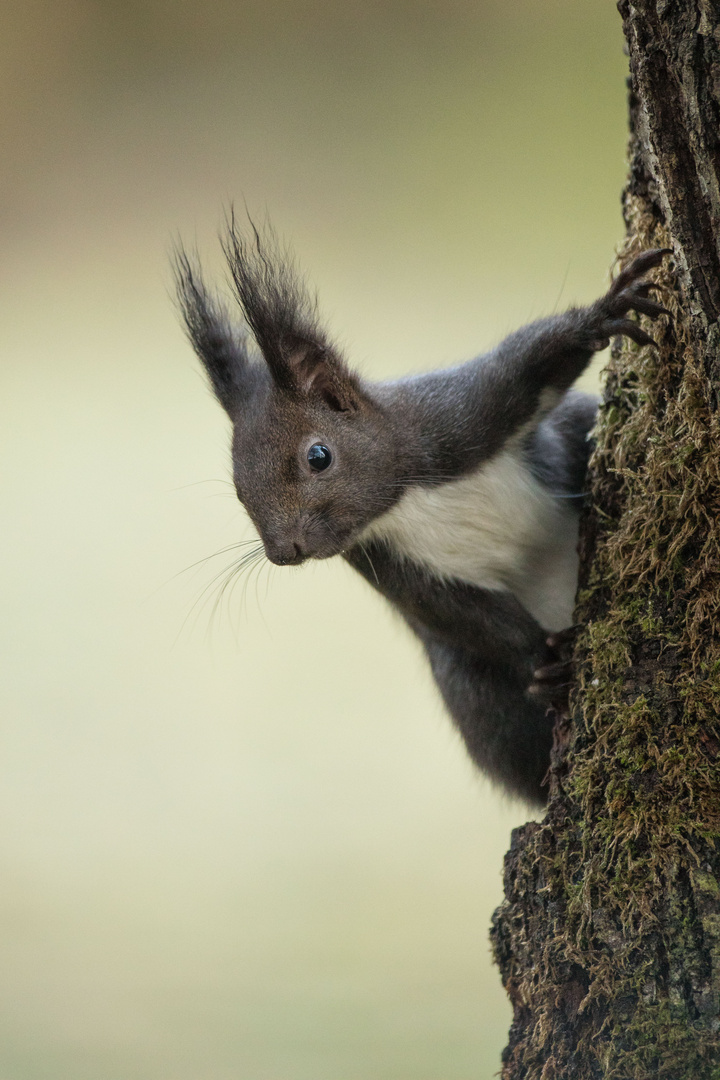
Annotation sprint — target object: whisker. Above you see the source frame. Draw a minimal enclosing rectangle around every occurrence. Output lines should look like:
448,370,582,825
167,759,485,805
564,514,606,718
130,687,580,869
234,544,267,630
323,518,341,543
240,547,270,620
207,551,260,639
359,542,380,586
251,553,271,627
170,477,236,492
206,547,267,640
176,543,265,643
381,475,587,500
176,540,264,580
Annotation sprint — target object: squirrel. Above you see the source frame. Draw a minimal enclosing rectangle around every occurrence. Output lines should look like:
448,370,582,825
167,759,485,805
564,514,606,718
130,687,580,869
174,220,670,805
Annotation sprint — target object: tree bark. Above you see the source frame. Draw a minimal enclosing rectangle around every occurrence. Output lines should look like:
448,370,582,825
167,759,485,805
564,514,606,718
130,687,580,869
491,3,720,1077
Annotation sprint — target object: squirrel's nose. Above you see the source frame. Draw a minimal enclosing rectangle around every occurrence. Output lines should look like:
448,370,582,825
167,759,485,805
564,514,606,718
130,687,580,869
265,539,305,566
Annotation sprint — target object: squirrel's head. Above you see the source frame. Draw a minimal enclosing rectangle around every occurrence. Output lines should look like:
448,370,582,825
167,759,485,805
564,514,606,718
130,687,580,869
175,217,401,565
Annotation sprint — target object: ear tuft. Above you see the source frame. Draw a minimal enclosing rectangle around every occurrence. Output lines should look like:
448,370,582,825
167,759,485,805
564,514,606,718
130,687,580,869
173,244,251,413
221,212,360,408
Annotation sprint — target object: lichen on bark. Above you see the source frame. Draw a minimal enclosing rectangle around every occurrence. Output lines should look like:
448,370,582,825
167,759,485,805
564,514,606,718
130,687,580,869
491,2,720,1076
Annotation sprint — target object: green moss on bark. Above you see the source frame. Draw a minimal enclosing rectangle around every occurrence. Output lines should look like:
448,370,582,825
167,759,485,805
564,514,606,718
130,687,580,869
491,2,720,1074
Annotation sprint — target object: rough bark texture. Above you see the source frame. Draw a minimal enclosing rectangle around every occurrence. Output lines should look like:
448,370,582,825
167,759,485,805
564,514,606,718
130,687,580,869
491,3,720,1077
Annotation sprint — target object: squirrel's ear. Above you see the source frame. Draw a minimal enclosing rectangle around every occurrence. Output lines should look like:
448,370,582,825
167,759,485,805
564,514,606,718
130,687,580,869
221,215,361,411
283,336,360,413
174,247,251,414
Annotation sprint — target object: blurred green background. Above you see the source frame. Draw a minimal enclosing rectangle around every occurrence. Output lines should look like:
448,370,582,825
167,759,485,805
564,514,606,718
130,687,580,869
1,2,628,1077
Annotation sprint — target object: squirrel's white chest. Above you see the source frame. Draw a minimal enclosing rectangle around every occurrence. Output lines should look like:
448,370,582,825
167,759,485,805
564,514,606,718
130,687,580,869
360,448,580,632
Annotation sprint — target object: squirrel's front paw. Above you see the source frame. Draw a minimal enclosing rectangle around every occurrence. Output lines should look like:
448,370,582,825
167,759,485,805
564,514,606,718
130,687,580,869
590,248,672,350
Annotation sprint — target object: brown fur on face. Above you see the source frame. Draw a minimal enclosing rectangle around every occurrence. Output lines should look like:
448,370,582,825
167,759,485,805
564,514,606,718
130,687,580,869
229,378,402,565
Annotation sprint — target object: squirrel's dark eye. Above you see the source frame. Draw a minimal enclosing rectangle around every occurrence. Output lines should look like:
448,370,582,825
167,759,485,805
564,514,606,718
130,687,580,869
307,443,333,472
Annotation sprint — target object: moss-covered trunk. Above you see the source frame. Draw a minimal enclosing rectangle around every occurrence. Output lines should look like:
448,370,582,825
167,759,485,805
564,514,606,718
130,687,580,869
491,3,720,1076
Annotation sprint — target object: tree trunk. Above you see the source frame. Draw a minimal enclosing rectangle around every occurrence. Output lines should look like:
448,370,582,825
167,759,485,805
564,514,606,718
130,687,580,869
491,3,720,1076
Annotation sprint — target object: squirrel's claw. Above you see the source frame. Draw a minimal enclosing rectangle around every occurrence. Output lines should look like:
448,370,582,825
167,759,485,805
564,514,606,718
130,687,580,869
593,248,673,350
